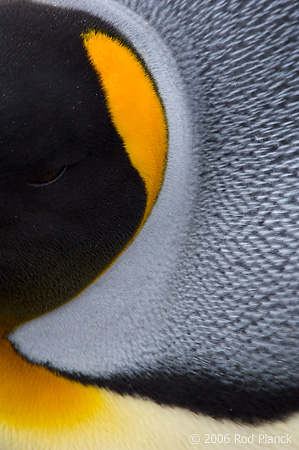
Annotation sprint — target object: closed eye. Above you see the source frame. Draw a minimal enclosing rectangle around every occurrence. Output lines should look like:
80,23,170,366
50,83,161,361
28,165,67,186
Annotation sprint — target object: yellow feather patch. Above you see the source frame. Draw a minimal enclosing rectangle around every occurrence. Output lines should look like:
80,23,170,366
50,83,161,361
0,335,109,428
81,30,168,223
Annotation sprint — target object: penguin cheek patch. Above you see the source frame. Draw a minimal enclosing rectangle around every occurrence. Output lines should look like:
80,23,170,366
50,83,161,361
81,31,168,226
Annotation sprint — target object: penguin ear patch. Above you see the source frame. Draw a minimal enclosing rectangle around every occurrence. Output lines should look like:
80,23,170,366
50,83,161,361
81,30,168,223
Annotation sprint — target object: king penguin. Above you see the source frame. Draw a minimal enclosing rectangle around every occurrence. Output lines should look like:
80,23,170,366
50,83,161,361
0,0,298,449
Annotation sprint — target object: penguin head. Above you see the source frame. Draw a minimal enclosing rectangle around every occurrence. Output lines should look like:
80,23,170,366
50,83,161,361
1,0,298,438
0,1,167,328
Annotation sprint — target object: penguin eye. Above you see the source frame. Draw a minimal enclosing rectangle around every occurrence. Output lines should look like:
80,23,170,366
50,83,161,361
29,166,66,186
